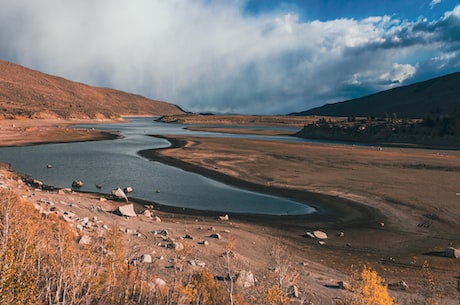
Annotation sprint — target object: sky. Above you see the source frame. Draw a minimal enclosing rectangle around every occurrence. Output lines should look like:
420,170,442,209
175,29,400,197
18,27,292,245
0,0,459,114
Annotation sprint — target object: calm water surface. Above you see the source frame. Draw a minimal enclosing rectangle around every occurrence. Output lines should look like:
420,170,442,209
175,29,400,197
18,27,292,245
0,118,316,215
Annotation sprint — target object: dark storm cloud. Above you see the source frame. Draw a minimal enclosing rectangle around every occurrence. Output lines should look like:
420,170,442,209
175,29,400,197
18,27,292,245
0,1,459,114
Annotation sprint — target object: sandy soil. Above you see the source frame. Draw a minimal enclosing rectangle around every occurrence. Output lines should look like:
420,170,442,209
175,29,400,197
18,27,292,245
1,118,460,303
140,135,460,301
0,118,120,147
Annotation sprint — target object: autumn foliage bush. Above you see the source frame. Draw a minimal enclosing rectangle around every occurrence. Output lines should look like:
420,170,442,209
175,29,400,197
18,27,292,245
346,265,394,305
0,189,251,305
2,189,454,305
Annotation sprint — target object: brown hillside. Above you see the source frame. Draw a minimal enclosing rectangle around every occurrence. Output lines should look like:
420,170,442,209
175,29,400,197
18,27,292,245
294,72,460,118
0,60,185,119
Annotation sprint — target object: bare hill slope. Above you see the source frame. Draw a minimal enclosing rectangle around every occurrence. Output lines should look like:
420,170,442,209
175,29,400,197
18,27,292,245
0,60,184,119
293,72,460,118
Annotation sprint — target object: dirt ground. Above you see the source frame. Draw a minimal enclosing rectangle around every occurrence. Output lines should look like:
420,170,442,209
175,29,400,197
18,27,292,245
1,118,460,303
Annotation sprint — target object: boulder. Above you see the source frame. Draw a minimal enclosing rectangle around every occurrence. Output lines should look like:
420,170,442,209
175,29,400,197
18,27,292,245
338,281,350,290
139,254,153,263
219,214,229,221
141,210,152,217
445,247,460,258
172,242,184,251
32,179,44,188
111,188,128,202
155,278,166,287
313,230,328,240
114,203,137,217
287,285,299,298
235,270,256,288
78,235,92,245
72,180,84,188
58,188,73,194
189,259,206,268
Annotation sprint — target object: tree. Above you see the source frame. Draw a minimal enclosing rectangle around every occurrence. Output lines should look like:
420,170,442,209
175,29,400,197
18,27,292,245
180,270,231,305
347,265,394,305
420,261,440,305
263,243,300,305
0,191,39,305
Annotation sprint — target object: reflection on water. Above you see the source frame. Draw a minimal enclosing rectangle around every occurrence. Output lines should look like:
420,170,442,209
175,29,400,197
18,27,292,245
0,118,315,215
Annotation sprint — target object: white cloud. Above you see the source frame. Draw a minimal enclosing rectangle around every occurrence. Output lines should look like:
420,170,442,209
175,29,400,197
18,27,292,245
380,63,417,84
0,1,458,114
430,0,441,9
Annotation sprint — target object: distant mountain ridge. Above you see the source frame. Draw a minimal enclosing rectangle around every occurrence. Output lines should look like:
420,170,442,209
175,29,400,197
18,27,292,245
0,60,184,120
292,72,460,118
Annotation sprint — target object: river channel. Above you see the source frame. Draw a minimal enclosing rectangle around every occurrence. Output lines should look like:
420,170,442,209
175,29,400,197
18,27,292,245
0,117,316,215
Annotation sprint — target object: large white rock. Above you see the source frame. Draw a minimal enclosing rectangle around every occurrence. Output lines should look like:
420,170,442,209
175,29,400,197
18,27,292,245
235,270,256,288
114,203,137,217
111,188,128,202
313,230,328,240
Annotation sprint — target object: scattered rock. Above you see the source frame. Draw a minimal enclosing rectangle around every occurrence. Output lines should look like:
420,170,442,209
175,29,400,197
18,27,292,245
389,280,409,290
379,222,385,227
219,214,229,221
32,179,44,188
338,231,345,237
72,180,84,188
46,164,53,168
210,233,221,239
184,234,194,240
235,270,256,288
445,247,460,258
304,232,316,239
78,235,91,245
313,230,328,240
189,259,206,268
121,228,137,234
95,184,103,189
338,281,350,290
124,186,133,193
114,203,137,217
111,188,128,202
137,254,153,264
62,211,77,222
154,278,166,287
171,242,184,251
158,229,168,236
287,285,300,298
318,240,326,246
199,240,209,246
154,216,161,222
141,210,152,217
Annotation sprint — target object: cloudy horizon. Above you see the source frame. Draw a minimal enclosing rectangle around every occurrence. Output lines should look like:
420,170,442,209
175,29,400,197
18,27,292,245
0,0,459,114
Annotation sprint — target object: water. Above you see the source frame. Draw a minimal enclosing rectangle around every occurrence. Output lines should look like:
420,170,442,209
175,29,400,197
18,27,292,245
0,118,315,215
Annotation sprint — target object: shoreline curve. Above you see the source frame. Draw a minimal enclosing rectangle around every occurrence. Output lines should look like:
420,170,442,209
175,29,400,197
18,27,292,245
137,135,385,230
